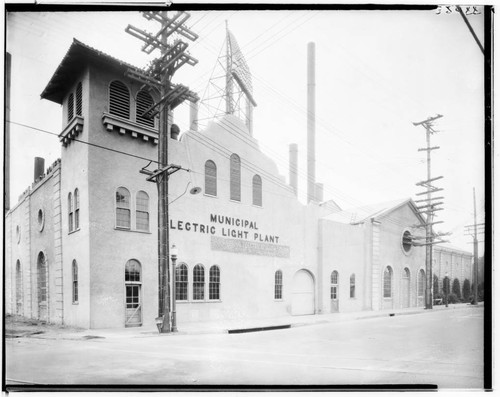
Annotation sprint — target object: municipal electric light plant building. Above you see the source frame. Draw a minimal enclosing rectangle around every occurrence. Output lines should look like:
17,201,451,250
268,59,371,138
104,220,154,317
5,40,473,329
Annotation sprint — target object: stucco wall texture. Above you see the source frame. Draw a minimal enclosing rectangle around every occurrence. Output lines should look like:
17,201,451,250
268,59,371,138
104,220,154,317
4,41,473,329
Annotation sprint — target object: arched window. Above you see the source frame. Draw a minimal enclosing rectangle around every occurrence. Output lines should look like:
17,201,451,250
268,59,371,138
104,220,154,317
274,270,283,299
252,174,262,207
125,259,141,282
68,93,74,122
109,80,130,119
230,154,241,201
350,273,356,298
136,191,149,231
204,160,217,196
136,90,155,127
37,252,47,305
383,266,393,298
72,260,78,303
16,260,23,314
116,187,131,229
68,192,73,232
76,82,83,116
209,265,220,300
193,264,205,300
418,269,425,297
74,188,80,230
176,264,188,301
330,271,338,299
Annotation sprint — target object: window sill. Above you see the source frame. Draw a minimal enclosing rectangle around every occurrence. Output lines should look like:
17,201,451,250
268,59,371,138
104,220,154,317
176,300,222,304
60,115,84,147
102,112,158,144
114,227,152,234
274,299,283,302
68,228,80,235
72,302,79,305
229,199,242,204
204,193,218,199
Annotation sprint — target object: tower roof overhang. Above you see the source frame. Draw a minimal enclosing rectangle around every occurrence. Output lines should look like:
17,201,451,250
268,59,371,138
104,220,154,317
41,38,142,104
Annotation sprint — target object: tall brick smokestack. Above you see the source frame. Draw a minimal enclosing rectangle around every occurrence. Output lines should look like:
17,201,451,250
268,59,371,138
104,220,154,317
307,42,316,203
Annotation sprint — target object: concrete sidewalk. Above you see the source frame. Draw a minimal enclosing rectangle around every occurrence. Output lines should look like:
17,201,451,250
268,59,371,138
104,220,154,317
18,302,481,341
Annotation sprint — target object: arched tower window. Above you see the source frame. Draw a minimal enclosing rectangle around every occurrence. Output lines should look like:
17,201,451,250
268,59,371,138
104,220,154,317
116,187,131,229
136,191,149,231
205,160,217,196
383,266,393,298
274,270,283,299
209,265,220,300
176,264,188,301
109,80,130,119
136,90,155,127
252,174,262,206
230,154,241,201
193,264,205,300
68,93,74,122
76,82,83,116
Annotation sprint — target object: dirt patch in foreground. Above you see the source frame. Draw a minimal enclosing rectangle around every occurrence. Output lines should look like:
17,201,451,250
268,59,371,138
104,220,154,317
5,314,85,338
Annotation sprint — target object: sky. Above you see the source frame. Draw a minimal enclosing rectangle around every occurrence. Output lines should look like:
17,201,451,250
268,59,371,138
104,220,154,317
5,7,486,252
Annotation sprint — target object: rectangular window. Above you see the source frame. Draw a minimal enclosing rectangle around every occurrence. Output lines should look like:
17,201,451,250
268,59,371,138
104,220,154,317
331,286,337,300
116,208,131,229
75,209,80,230
136,211,149,231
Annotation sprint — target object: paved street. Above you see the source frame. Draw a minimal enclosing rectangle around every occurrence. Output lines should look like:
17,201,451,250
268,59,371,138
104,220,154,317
6,305,483,388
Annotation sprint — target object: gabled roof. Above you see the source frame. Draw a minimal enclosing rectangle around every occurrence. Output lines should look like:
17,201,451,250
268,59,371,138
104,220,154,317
41,38,142,104
322,197,426,226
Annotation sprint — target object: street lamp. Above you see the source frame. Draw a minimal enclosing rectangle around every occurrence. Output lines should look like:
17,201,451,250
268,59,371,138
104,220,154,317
171,244,179,332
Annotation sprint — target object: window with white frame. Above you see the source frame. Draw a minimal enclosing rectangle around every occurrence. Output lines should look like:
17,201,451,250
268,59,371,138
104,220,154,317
205,160,217,196
230,154,241,201
176,263,188,301
193,264,205,300
383,266,393,298
74,188,80,230
72,260,78,303
209,265,220,300
274,270,283,299
136,191,149,231
252,174,262,206
68,192,73,232
116,187,131,229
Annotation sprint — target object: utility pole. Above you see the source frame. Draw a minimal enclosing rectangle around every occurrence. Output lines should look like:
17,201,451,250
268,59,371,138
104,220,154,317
412,114,449,310
126,11,199,333
464,188,485,305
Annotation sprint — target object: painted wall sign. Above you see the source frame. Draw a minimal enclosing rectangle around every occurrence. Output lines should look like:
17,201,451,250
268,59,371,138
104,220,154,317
211,236,290,258
169,213,283,246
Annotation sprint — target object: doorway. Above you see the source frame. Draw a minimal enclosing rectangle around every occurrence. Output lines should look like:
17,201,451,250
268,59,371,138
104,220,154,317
291,269,315,315
125,259,142,327
402,268,410,308
37,252,48,321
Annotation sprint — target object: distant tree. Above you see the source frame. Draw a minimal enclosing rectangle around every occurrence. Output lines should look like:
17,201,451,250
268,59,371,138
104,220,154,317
433,274,439,296
463,279,471,301
452,278,461,299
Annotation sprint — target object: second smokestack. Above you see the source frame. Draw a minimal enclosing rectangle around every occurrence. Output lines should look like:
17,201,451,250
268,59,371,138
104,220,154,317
307,42,316,203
